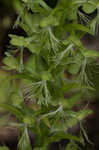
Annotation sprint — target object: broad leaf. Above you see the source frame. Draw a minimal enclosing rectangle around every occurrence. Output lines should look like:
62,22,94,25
83,3,96,14
3,56,19,70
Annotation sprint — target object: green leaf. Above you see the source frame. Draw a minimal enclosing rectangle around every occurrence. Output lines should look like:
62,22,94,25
23,12,42,33
27,44,39,54
0,104,24,120
25,55,36,73
83,3,96,14
36,0,51,11
84,50,99,57
49,133,81,143
22,0,51,11
23,115,35,125
77,109,93,121
11,93,23,107
62,82,79,92
18,127,32,150
9,34,35,48
35,56,48,73
64,23,92,35
10,34,40,54
3,56,19,70
62,93,82,109
9,34,26,47
10,72,40,81
89,17,97,35
41,71,52,81
40,15,59,27
68,63,81,75
65,142,78,150
19,22,30,35
0,146,9,150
